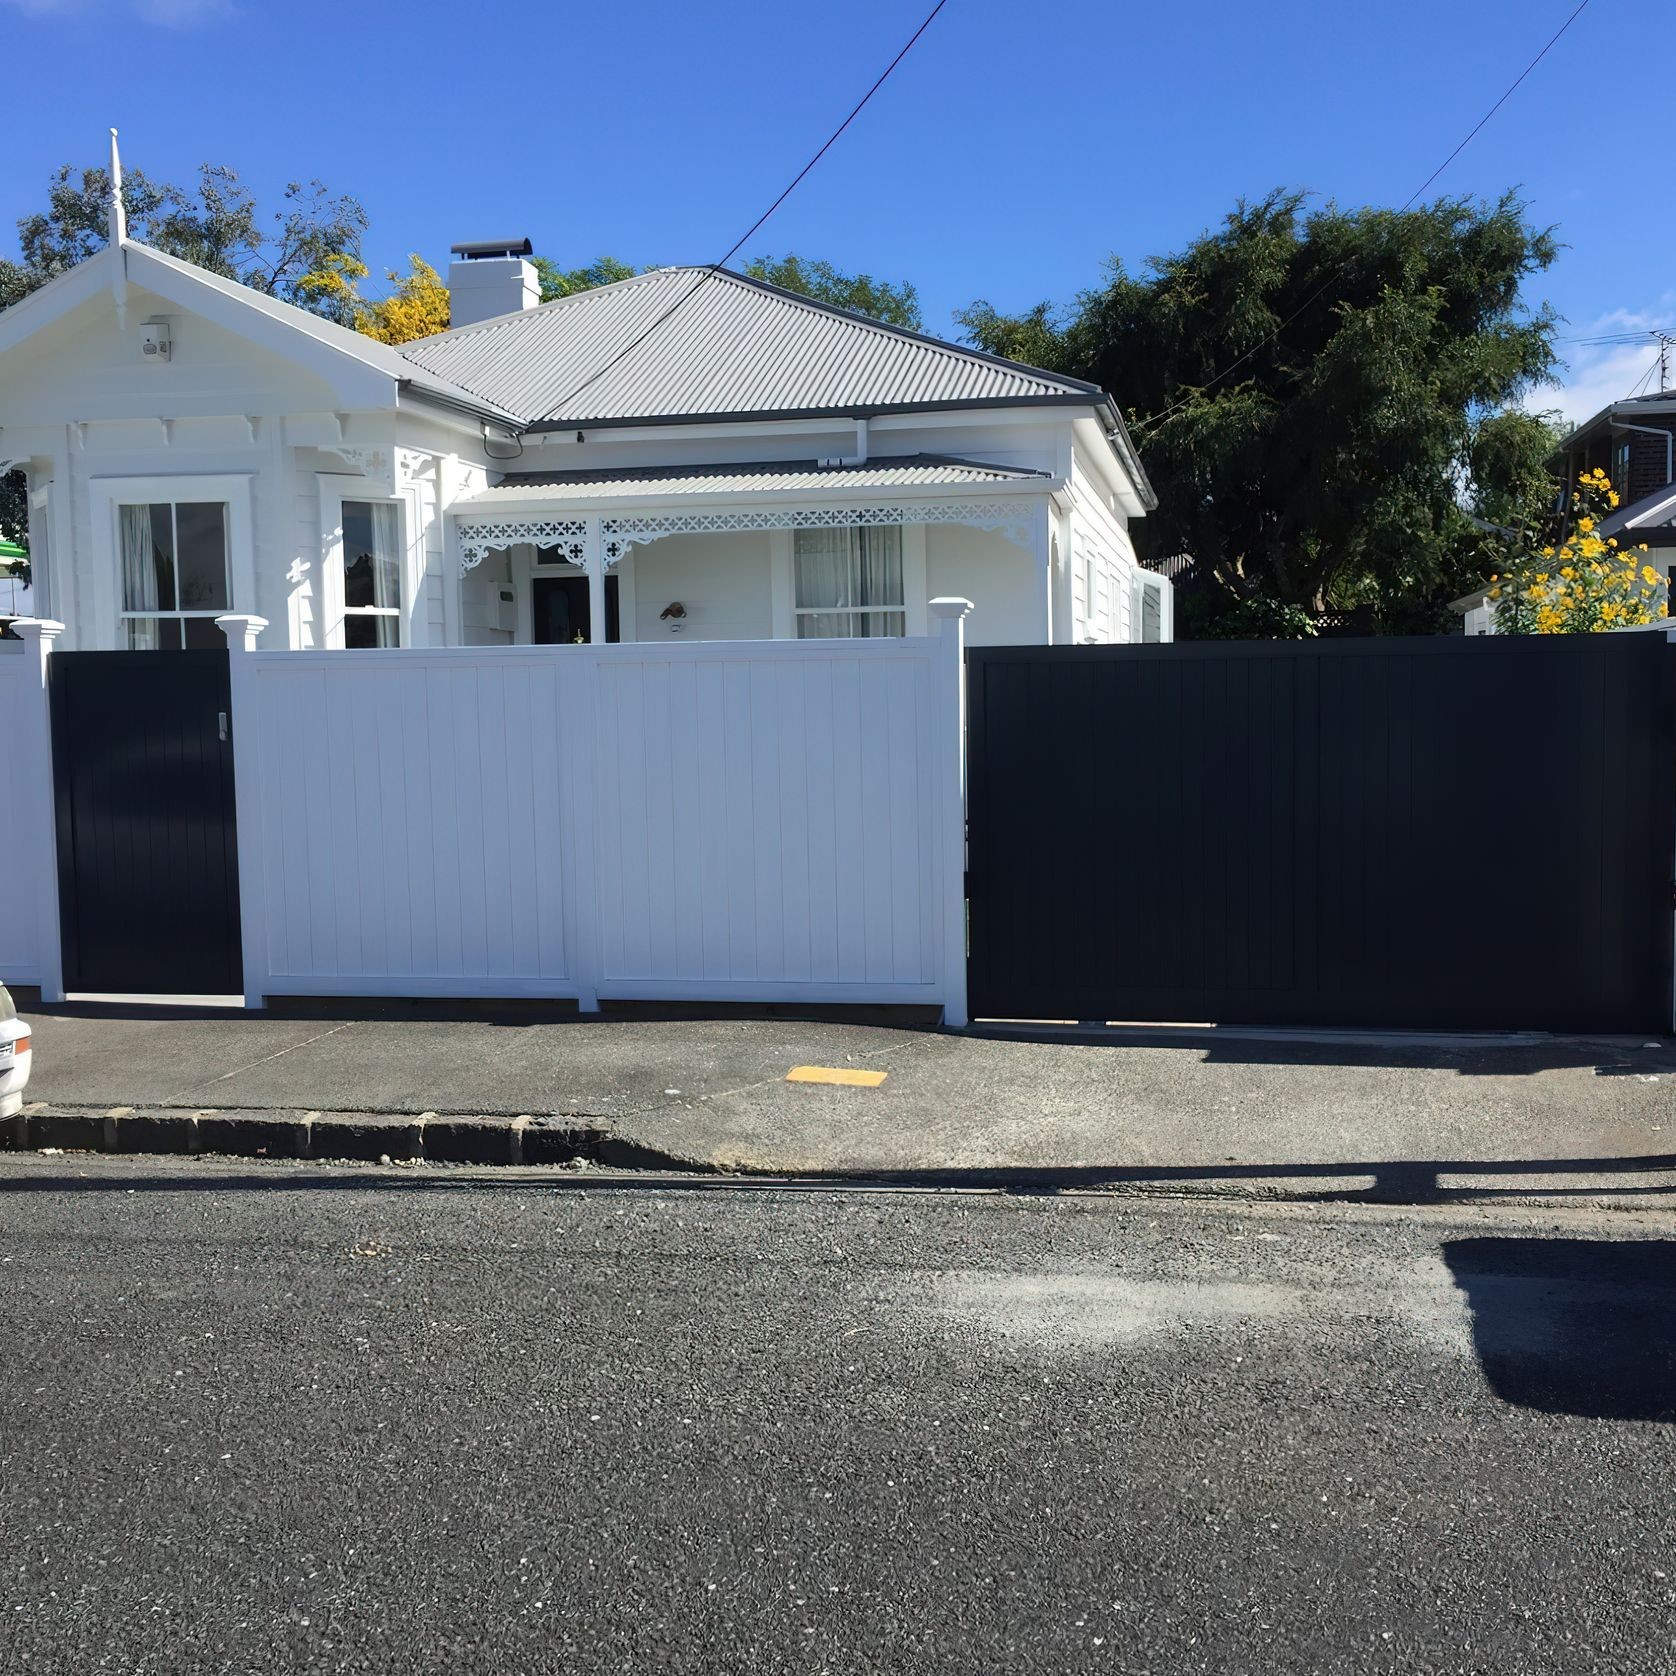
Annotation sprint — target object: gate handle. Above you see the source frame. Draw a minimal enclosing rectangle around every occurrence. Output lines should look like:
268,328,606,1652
218,711,229,742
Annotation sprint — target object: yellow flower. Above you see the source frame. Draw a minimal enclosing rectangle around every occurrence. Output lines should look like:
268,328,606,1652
1578,517,1595,534
1644,566,1662,585
1559,566,1575,579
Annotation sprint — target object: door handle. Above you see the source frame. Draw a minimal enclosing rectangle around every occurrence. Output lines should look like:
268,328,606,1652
218,711,229,742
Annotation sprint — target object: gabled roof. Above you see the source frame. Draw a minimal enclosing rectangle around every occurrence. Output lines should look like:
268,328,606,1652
398,266,1109,430
0,241,521,426
462,454,1053,508
129,245,521,424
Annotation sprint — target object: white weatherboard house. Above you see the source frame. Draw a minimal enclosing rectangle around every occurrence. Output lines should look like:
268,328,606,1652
0,233,1167,653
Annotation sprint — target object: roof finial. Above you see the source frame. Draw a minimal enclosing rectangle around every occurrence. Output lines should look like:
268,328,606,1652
108,128,127,246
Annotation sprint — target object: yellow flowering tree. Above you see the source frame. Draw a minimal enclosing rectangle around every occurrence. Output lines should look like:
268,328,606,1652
1489,469,1668,633
355,256,451,345
294,253,451,345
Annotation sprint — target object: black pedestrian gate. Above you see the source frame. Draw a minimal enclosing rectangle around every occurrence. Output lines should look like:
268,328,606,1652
966,635,1676,1033
50,651,243,995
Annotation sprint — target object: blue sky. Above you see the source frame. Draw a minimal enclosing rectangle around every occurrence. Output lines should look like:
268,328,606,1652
1,0,1666,422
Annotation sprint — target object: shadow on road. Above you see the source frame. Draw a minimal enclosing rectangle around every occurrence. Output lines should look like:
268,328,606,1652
1,1151,1674,1205
967,1023,1676,1078
1444,1238,1676,1422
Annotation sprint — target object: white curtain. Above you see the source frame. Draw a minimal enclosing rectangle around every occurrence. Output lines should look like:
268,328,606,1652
368,501,402,611
794,526,905,638
855,526,902,607
794,528,847,610
120,503,161,650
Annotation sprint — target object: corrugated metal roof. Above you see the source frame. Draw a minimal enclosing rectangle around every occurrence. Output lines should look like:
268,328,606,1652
457,455,1050,507
399,266,1105,428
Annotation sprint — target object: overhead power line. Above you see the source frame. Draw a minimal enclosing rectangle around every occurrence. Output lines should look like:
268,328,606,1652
1141,0,1595,428
530,0,949,427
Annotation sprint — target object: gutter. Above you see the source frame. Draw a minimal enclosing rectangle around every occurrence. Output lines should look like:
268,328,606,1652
395,378,521,430
1100,398,1158,512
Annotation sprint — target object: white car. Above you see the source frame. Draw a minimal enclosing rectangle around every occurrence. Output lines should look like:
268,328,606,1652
0,986,31,1119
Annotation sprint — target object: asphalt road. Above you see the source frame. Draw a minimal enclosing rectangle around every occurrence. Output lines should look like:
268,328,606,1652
1,1156,1673,1675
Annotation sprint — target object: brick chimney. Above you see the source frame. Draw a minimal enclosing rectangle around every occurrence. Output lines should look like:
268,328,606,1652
448,238,538,328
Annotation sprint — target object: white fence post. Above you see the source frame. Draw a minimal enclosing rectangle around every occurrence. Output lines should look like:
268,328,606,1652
930,597,973,1028
217,614,269,1011
9,619,66,1003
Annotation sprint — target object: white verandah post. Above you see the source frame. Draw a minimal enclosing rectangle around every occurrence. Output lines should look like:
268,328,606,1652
585,516,607,645
930,597,973,1029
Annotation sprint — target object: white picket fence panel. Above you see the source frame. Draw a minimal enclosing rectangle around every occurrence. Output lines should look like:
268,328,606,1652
0,626,64,996
225,613,969,1019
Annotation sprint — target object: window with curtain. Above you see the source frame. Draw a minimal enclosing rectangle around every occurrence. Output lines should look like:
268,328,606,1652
793,525,904,638
118,501,230,650
340,500,403,648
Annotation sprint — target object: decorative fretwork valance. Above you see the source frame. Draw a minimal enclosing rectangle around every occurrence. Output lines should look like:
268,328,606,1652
456,498,1042,572
458,518,588,571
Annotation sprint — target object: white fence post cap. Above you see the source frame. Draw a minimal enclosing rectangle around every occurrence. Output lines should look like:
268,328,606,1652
8,618,66,642
929,597,974,620
216,614,268,651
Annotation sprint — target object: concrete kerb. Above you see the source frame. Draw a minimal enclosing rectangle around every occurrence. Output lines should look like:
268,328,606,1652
5,1102,1676,1214
3,1105,689,1171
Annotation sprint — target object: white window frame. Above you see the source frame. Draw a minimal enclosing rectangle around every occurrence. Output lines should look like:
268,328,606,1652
318,476,418,650
90,474,255,652
771,522,928,640
1130,571,1172,643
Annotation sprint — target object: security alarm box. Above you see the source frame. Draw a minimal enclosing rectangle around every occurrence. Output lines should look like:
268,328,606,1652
141,320,171,362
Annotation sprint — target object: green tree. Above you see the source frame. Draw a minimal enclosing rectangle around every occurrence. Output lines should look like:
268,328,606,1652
958,190,1560,634
0,471,26,579
0,162,368,321
531,255,643,303
742,254,921,330
530,251,924,330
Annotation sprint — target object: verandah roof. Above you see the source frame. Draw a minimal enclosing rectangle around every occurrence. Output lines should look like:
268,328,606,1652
457,455,1052,513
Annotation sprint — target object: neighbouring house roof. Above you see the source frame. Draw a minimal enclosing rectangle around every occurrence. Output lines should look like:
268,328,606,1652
1599,480,1676,541
398,268,1153,495
467,455,1053,507
1551,392,1676,457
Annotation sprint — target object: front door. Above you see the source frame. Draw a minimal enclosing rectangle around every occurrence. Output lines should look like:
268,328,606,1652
532,574,619,644
50,650,243,995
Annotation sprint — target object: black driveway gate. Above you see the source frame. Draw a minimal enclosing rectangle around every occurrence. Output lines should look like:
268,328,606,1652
50,650,242,995
966,634,1676,1033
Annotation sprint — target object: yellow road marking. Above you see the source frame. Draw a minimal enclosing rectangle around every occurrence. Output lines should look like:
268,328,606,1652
785,1065,888,1088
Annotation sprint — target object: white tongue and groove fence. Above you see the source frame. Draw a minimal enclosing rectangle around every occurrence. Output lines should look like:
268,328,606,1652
221,604,972,1022
0,625,64,996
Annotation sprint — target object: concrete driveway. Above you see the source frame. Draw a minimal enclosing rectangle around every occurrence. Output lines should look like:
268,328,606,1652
13,1000,1676,1202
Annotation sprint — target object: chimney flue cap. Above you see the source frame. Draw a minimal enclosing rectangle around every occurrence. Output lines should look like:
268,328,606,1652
450,238,534,260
